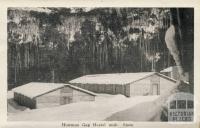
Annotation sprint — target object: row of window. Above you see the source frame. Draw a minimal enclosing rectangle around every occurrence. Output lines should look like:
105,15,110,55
170,100,193,109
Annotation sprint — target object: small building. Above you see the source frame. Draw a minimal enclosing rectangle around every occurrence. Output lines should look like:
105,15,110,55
160,66,189,82
167,92,194,121
12,82,96,109
69,72,178,97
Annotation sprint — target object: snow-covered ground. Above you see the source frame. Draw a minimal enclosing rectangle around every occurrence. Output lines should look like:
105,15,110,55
106,100,162,121
7,91,30,113
7,91,159,121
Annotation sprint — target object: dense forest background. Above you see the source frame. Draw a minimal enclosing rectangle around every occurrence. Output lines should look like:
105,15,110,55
7,8,188,89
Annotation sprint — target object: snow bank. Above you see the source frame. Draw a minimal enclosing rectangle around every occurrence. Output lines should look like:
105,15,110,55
8,94,159,121
7,91,30,113
106,100,162,121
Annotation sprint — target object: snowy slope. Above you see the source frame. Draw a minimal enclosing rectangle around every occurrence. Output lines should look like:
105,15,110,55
8,94,159,121
106,100,162,121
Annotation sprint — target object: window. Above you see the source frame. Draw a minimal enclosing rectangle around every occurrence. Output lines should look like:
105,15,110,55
187,100,193,109
177,100,186,109
170,100,176,109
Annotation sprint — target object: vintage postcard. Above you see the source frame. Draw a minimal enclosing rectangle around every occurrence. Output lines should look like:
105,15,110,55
0,0,200,128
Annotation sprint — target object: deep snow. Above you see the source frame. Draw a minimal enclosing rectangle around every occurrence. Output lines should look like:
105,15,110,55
8,91,159,121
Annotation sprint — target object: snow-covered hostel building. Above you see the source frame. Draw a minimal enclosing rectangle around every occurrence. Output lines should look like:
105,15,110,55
13,82,96,109
160,66,189,82
69,72,177,97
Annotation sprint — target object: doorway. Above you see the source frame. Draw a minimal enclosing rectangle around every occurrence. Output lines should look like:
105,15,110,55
152,84,159,95
60,96,72,105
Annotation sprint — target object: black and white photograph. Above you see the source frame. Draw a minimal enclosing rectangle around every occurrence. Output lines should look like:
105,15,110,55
7,7,194,122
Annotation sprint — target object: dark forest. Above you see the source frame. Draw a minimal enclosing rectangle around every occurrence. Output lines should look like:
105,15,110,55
7,8,193,90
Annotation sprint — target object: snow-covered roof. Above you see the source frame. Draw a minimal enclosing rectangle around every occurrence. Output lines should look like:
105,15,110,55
69,72,157,85
65,84,96,96
160,66,178,72
12,82,97,99
13,82,65,99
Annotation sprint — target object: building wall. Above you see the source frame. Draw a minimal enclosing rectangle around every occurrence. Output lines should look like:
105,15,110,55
130,77,151,96
36,87,95,109
72,83,130,97
60,87,73,105
124,84,130,97
129,74,176,96
36,89,61,109
72,89,95,102
14,92,36,109
60,86,95,104
159,77,176,95
14,86,95,109
72,74,177,97
172,67,179,80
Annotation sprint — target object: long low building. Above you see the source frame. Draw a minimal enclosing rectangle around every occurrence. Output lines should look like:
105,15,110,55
12,82,96,109
69,72,178,97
